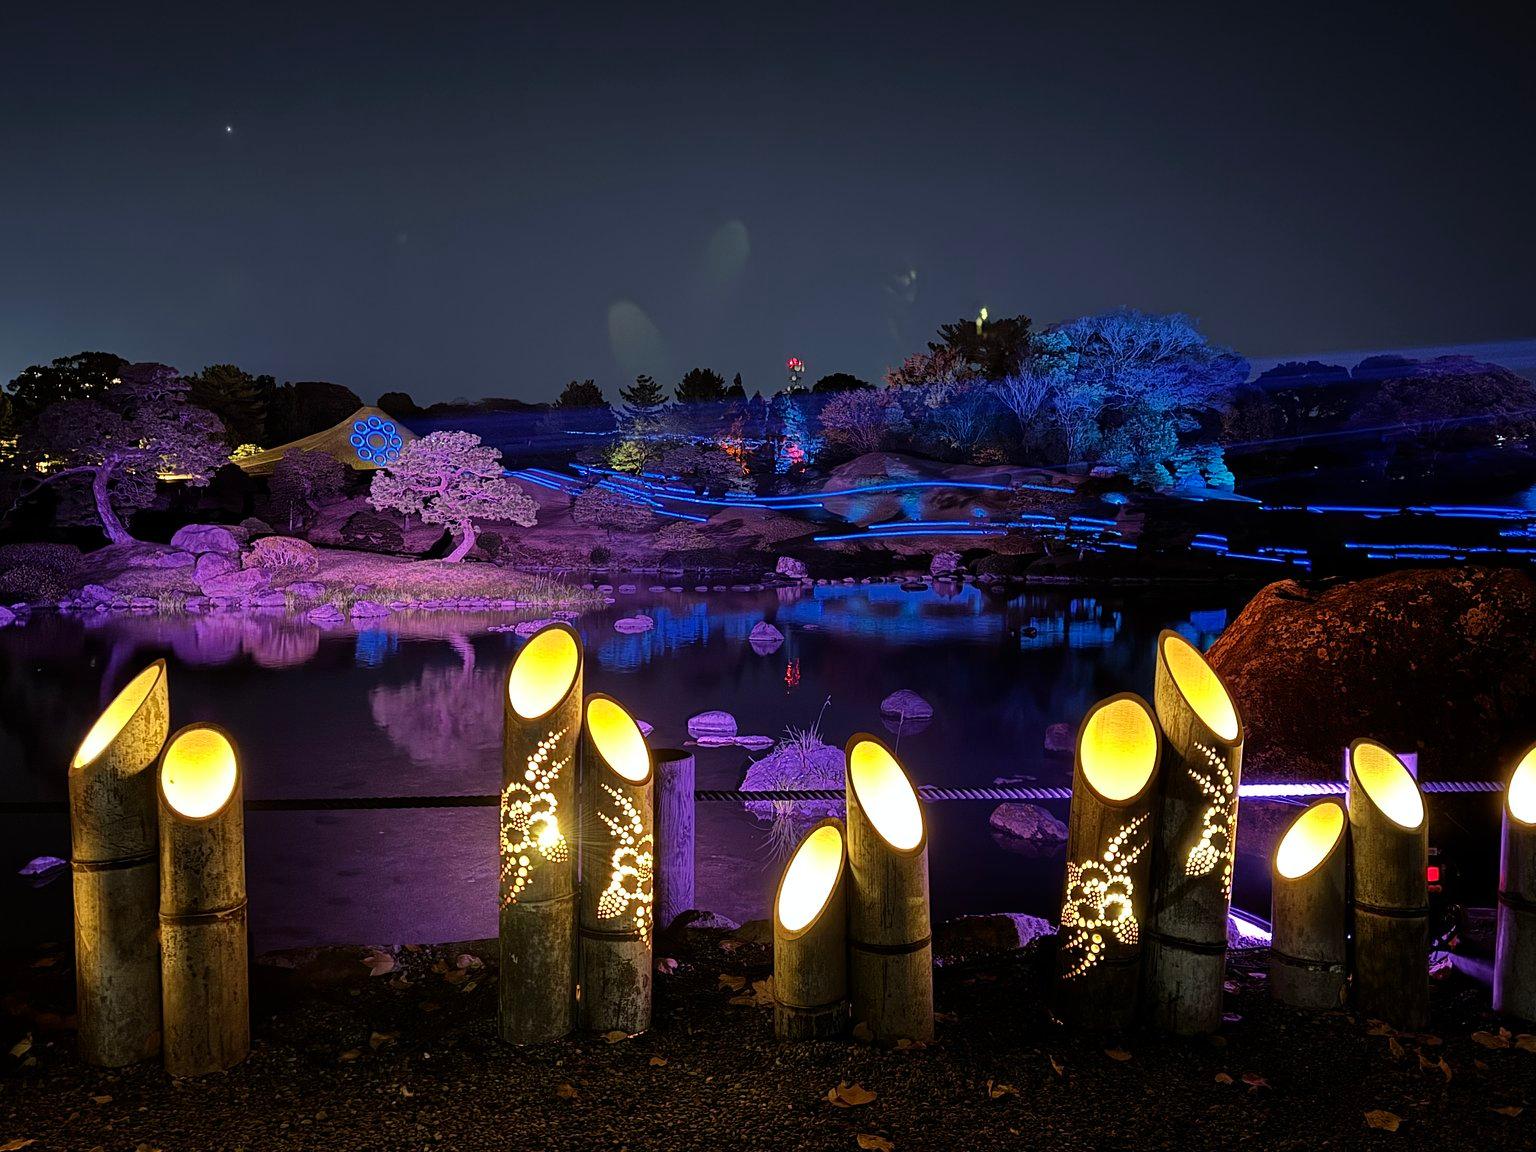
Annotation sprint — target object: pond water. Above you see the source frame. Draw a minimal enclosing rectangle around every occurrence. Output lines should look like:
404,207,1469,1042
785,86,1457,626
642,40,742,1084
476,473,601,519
0,583,1251,951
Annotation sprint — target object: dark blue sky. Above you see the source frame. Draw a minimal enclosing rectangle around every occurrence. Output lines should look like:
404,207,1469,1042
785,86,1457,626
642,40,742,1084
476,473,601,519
2,3,1533,404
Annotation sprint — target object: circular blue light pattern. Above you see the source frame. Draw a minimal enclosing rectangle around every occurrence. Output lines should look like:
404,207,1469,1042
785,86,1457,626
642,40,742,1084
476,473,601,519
349,416,403,465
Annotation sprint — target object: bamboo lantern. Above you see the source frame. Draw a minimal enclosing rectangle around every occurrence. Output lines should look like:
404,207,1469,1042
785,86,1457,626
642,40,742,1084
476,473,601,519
1143,629,1244,1036
773,818,848,1041
69,660,169,1068
1347,738,1429,1028
1055,693,1160,1030
845,733,932,1044
653,748,696,932
578,694,654,1036
158,724,249,1077
499,622,581,1045
1493,743,1536,1021
1270,799,1347,1010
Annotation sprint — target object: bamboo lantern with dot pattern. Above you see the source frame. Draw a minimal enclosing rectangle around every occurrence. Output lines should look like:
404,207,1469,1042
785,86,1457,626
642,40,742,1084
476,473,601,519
1348,738,1429,1029
1493,743,1536,1022
499,622,582,1045
70,660,169,1068
578,693,654,1036
1143,630,1245,1036
845,733,932,1044
1055,693,1161,1030
1270,799,1348,1010
158,723,249,1077
773,818,849,1041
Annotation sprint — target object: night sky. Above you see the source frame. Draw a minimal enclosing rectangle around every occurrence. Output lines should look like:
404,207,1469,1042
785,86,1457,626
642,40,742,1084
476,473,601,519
3,3,1533,404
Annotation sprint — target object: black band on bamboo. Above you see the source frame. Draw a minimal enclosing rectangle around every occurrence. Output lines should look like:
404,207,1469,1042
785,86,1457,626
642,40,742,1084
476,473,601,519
1145,930,1228,956
72,851,157,873
1498,890,1536,915
849,936,932,956
1270,948,1346,974
1351,900,1430,919
160,902,248,927
578,926,643,942
776,997,846,1013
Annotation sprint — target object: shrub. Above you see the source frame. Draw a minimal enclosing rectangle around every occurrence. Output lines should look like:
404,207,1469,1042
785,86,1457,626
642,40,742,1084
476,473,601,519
243,535,320,576
0,563,71,604
0,542,81,575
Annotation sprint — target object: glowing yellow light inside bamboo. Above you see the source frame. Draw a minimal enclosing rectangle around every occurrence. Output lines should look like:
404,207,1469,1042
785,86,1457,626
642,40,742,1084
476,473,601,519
776,824,844,934
72,662,164,770
1508,746,1536,826
849,740,922,851
1080,697,1158,802
508,626,579,720
1351,741,1424,830
1161,632,1239,743
586,697,650,782
161,727,239,819
1275,800,1345,879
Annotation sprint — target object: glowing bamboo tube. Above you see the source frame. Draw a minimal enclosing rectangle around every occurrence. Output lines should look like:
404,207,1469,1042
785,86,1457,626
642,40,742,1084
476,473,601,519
69,660,168,1067
578,694,654,1036
1493,743,1536,1021
1270,799,1347,1010
653,748,697,932
1143,630,1244,1036
499,622,581,1045
158,723,249,1076
1347,738,1428,1028
1055,693,1160,1029
773,818,848,1041
845,733,932,1044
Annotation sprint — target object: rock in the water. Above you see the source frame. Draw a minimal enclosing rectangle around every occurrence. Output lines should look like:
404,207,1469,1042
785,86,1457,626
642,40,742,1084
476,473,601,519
930,550,963,579
775,556,809,579
1043,722,1074,754
286,581,326,601
200,567,270,598
614,614,655,634
514,618,556,637
879,689,934,721
741,736,845,823
989,803,1068,856
1207,567,1536,782
935,913,1055,967
350,599,389,618
747,621,784,653
194,551,237,584
687,710,738,740
0,606,14,628
79,583,116,604
171,523,241,556
306,603,344,624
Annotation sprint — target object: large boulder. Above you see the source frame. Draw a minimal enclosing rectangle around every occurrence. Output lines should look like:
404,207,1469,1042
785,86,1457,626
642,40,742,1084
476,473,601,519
687,710,738,740
200,567,271,598
989,803,1068,856
935,913,1054,967
143,548,196,569
879,689,933,722
748,620,784,654
1208,567,1536,782
170,523,241,556
930,550,962,579
194,552,237,584
775,556,809,579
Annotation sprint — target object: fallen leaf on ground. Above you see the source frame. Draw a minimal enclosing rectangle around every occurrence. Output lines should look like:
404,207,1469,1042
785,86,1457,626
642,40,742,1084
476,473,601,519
656,957,679,975
852,1022,873,1044
441,969,467,985
7,1036,30,1059
369,1030,398,1050
986,1081,1017,1099
555,1083,578,1099
399,1086,413,1098
1215,1072,1233,1084
1049,1055,1064,1078
717,974,746,992
1364,1110,1401,1132
417,1001,441,1013
91,1095,112,1105
1366,1020,1395,1037
649,1056,667,1067
1417,1052,1451,1081
387,974,413,990
455,953,482,969
362,950,395,977
934,1011,958,1024
29,958,54,969
827,1082,877,1108
894,1038,926,1051
1242,1073,1270,1090
1491,1106,1524,1117
604,1031,628,1044
134,1145,161,1152
1387,1036,1406,1059
1472,1031,1511,1050
1222,1012,1242,1024
0,1140,36,1150
1514,1034,1536,1053
857,1136,895,1151
338,1049,361,1063
1105,1048,1132,1062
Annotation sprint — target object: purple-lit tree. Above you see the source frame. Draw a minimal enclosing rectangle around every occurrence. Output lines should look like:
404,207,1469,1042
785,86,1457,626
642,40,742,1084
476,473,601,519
819,388,905,456
368,430,536,562
18,368,228,544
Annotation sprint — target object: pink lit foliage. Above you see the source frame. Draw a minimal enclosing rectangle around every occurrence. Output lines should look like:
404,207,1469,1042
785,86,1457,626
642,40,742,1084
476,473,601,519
818,388,906,456
367,430,536,562
21,366,228,545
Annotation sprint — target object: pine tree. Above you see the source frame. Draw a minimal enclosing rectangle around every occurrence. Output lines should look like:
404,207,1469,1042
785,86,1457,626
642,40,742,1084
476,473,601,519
618,374,667,434
674,367,726,404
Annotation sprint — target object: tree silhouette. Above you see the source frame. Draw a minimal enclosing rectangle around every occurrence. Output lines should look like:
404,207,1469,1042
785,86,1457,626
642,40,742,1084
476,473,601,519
675,367,726,404
724,373,747,400
189,363,274,445
812,372,872,393
368,430,536,562
929,313,1033,380
269,449,349,531
5,351,128,419
555,379,607,409
618,374,667,434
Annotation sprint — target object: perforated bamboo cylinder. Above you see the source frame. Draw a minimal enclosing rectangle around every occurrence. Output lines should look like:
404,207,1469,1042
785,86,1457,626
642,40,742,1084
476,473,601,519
773,818,848,1041
653,748,696,932
69,660,169,1068
499,622,581,1045
845,734,932,1044
158,724,249,1077
1493,743,1536,1021
1270,799,1347,1010
578,694,654,1036
1055,693,1160,1030
1143,630,1244,1036
1347,738,1429,1029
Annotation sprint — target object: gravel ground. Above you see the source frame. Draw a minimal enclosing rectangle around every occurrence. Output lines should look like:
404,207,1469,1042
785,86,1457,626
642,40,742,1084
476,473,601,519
3,924,1534,1152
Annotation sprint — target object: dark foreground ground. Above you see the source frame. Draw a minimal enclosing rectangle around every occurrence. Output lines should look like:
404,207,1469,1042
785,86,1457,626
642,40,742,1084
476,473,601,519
2,923,1533,1152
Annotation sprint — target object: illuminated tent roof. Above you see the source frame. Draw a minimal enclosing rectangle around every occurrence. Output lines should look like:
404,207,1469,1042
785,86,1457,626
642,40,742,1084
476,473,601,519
233,407,416,476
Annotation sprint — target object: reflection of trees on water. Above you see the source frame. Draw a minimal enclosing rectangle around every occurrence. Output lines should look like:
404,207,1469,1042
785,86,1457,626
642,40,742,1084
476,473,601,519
367,635,500,772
